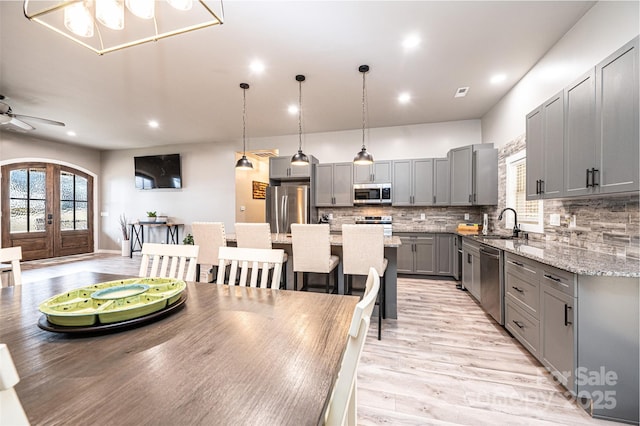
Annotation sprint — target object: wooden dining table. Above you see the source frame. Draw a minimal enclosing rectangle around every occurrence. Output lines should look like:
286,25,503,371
0,271,359,425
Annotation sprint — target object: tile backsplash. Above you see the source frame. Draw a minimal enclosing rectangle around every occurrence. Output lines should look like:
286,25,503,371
319,133,639,259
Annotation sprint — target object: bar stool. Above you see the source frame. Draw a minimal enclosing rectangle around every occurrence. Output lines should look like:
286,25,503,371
290,224,339,293
341,224,387,340
234,223,288,289
191,222,228,282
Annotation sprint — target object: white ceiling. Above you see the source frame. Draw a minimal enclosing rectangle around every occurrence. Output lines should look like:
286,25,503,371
0,1,594,151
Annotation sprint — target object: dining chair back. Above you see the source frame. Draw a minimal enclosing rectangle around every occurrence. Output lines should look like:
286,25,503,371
0,344,30,425
0,247,22,286
138,243,200,282
290,224,339,292
324,267,380,426
191,222,227,282
216,246,285,289
341,224,387,340
235,222,288,288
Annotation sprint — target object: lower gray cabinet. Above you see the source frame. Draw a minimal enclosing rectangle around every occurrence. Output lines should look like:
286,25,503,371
462,239,480,301
541,282,575,390
397,233,454,276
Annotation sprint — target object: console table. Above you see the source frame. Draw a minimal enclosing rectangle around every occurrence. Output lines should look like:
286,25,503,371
129,222,183,258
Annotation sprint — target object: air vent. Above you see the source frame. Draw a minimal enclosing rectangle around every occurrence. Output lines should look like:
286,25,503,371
454,87,469,98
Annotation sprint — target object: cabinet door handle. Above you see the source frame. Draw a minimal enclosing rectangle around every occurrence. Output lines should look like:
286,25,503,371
586,168,592,188
512,261,524,267
511,286,524,293
468,194,472,203
540,180,545,194
591,168,599,187
467,253,472,263
543,273,562,283
433,196,436,204
535,179,540,194
564,304,573,326
512,320,524,329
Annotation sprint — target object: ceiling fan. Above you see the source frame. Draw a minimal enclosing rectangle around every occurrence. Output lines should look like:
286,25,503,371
0,94,65,131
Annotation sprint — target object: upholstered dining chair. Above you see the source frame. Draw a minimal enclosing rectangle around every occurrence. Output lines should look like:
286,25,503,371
234,223,288,289
191,222,228,282
341,224,387,340
216,246,285,289
0,246,22,287
0,343,30,425
290,224,339,292
138,243,200,282
324,267,380,426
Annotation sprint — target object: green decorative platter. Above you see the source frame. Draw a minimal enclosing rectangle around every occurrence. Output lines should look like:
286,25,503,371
39,278,186,327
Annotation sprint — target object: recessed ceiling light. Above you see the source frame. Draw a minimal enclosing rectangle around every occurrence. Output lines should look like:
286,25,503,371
66,131,76,136
490,74,506,84
398,92,411,104
250,60,265,74
288,105,298,115
402,34,420,49
454,87,469,98
148,120,159,128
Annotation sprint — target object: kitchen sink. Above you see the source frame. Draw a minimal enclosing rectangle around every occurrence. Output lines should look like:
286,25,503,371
477,234,514,240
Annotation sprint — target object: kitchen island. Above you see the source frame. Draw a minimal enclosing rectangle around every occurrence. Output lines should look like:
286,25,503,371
226,233,402,319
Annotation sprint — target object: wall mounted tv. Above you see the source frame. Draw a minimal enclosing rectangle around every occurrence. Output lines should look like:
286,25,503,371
134,154,182,189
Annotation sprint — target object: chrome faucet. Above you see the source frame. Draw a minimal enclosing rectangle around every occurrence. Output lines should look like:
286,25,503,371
498,207,521,238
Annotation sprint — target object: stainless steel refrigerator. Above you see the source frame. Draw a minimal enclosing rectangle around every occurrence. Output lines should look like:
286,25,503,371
265,185,311,234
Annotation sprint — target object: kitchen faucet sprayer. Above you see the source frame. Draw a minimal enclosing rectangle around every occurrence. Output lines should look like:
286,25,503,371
498,207,521,238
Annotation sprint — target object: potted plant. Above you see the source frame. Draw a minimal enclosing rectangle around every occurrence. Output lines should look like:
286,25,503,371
183,234,194,245
119,213,131,257
146,211,157,223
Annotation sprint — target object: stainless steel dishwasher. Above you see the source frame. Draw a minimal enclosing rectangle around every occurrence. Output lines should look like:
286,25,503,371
480,245,504,325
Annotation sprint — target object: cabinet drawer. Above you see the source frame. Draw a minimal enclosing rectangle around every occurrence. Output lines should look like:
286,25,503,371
540,264,575,297
505,301,540,359
462,239,480,256
505,272,539,318
505,253,538,283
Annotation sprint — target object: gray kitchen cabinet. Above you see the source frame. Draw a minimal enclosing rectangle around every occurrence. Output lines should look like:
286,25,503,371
540,267,576,392
452,235,461,281
595,36,639,194
433,157,450,205
269,155,314,180
462,239,481,301
353,160,392,184
526,92,564,200
392,159,433,206
564,70,597,197
450,144,498,206
397,233,435,275
315,162,352,206
435,233,452,275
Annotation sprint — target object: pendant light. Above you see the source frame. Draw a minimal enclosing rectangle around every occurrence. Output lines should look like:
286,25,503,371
353,64,374,165
291,74,309,166
235,83,254,170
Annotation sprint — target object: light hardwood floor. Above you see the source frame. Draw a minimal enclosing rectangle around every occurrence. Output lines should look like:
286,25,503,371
19,254,612,425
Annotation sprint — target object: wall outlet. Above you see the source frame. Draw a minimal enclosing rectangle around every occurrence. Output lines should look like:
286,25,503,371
240,205,246,212
328,213,333,220
569,215,577,228
100,211,109,217
464,213,470,221
550,213,561,226
420,213,425,220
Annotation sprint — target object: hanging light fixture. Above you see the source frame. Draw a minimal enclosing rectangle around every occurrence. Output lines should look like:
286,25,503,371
235,83,254,170
291,74,309,166
24,0,224,55
353,64,374,165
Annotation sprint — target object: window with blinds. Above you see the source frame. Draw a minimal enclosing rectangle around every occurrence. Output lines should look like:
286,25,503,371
506,150,543,232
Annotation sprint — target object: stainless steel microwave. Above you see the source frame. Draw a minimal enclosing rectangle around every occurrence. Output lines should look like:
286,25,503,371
354,183,392,204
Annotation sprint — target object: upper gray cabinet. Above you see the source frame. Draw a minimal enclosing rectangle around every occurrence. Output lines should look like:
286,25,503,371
315,162,353,207
526,92,564,200
564,70,597,197
528,37,639,200
353,160,392,184
450,145,498,206
392,159,433,206
269,156,316,180
596,37,639,194
433,157,450,206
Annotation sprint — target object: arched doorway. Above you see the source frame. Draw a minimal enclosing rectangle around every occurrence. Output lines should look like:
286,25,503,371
1,162,94,260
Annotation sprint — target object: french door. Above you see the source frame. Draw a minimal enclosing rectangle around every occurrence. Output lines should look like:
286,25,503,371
1,162,94,261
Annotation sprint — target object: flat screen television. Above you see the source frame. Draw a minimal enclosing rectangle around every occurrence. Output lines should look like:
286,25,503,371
134,154,182,189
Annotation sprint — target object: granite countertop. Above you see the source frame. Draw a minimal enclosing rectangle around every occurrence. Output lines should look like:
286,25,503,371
226,234,403,248
459,233,640,278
